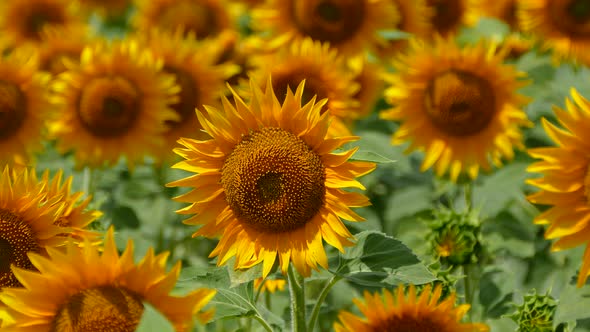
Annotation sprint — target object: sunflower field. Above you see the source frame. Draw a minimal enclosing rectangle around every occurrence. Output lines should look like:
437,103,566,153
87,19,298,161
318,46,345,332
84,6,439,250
3,0,590,331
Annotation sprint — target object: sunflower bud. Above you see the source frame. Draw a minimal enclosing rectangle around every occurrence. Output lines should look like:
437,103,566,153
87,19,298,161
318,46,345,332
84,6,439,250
427,207,483,266
508,290,557,332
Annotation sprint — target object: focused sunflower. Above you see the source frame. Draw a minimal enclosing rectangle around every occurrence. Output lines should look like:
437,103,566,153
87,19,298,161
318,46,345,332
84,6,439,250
0,49,52,167
526,89,590,287
0,167,69,288
50,40,179,169
334,284,489,331
247,38,359,137
376,0,433,57
0,227,216,331
467,0,519,29
252,0,400,56
0,0,83,48
518,0,590,65
133,0,234,41
139,28,236,162
380,38,531,182
426,0,470,37
38,26,93,76
168,79,375,278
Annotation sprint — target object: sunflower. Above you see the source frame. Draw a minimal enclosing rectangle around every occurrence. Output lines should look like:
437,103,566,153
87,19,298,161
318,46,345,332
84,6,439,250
376,0,433,57
347,57,385,119
467,0,519,29
518,0,590,65
0,227,215,331
38,26,93,76
49,40,179,169
139,28,237,162
0,0,83,48
247,38,360,137
42,170,102,243
0,167,70,288
380,37,531,182
0,49,52,167
254,277,287,293
168,79,375,278
252,0,400,57
526,89,590,287
334,284,489,331
426,0,470,37
78,0,131,18
133,0,234,41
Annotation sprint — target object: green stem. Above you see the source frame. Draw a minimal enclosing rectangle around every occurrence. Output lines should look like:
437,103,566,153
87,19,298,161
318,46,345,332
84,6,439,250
82,167,94,197
463,264,474,322
464,182,473,210
307,275,341,331
287,264,306,332
252,315,274,332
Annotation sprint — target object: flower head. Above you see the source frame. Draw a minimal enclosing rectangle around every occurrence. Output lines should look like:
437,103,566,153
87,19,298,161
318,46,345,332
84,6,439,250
0,227,215,331
168,78,375,277
381,37,531,182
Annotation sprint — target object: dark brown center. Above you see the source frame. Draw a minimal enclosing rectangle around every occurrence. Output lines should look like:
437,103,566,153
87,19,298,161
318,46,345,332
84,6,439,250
550,0,590,38
158,2,220,38
428,0,464,36
372,315,448,332
221,127,326,233
292,0,367,44
164,66,199,129
77,76,140,138
271,68,328,108
50,286,145,332
0,80,27,140
0,209,40,288
22,3,67,41
424,70,496,136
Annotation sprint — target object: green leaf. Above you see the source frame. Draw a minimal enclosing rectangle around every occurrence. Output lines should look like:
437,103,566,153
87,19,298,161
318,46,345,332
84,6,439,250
554,281,590,327
378,29,412,40
136,302,175,332
111,205,141,229
350,150,396,164
474,162,530,217
336,231,436,288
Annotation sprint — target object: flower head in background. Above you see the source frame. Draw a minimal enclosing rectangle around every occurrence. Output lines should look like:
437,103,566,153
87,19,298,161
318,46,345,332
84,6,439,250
37,26,94,76
247,38,359,137
518,0,590,65
139,28,237,163
381,37,531,182
168,78,375,278
467,0,519,30
50,40,179,169
334,284,489,331
0,49,52,167
254,277,287,293
0,227,216,331
133,0,234,41
527,89,590,287
426,0,470,37
376,0,433,57
253,0,399,56
0,0,84,48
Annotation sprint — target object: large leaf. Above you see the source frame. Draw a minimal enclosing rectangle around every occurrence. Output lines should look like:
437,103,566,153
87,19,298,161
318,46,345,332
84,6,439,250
335,231,435,288
136,302,175,332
